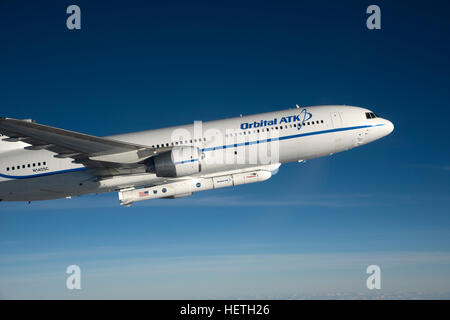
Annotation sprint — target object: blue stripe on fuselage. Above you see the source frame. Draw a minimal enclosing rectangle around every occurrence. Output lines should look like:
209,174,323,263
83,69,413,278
0,167,87,180
200,124,383,152
174,158,199,165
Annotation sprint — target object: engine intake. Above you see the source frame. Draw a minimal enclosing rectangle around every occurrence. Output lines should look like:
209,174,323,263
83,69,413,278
146,146,201,177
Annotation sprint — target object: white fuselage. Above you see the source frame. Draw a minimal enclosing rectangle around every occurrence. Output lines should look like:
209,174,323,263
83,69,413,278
0,105,393,202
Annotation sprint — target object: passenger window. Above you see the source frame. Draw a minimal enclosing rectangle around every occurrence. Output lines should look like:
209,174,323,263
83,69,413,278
6,167,9,171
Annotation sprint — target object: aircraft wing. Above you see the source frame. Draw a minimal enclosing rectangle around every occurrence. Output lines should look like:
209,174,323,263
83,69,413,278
0,117,167,170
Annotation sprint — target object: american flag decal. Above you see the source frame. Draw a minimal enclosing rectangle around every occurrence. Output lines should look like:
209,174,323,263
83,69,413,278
139,191,149,197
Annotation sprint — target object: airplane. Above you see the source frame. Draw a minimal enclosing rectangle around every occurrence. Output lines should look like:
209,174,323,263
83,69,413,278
0,105,394,206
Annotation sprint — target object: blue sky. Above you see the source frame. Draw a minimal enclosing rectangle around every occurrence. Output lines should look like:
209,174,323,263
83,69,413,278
0,0,450,299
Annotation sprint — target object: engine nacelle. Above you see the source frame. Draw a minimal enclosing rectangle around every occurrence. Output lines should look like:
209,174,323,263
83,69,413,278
146,146,201,177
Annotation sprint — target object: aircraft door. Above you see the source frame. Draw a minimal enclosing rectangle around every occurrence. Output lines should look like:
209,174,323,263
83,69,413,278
330,112,343,128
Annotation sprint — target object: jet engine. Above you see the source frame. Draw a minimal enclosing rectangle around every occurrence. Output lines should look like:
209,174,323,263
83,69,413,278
145,146,202,177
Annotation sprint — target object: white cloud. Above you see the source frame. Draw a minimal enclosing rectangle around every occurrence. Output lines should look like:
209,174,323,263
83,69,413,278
1,250,450,299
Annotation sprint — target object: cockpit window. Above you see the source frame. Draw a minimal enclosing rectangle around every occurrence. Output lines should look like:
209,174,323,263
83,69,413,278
366,112,377,119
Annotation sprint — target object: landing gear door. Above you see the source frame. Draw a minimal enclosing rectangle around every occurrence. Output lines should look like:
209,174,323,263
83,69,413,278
330,112,343,128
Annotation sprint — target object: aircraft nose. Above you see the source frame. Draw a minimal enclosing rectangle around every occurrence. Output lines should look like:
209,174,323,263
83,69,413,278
384,119,394,135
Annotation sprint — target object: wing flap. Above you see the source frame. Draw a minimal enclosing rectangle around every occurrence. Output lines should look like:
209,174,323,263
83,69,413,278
0,117,161,168
0,117,142,153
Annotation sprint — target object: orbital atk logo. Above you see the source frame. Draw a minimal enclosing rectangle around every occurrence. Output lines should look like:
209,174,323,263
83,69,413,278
240,108,312,131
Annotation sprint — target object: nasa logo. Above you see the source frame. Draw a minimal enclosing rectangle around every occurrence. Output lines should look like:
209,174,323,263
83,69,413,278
196,182,201,188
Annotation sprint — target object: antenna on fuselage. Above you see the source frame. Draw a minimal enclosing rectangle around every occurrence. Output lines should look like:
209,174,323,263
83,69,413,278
295,104,300,108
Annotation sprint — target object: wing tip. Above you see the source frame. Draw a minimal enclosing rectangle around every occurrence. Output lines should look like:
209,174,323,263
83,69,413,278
0,118,35,122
